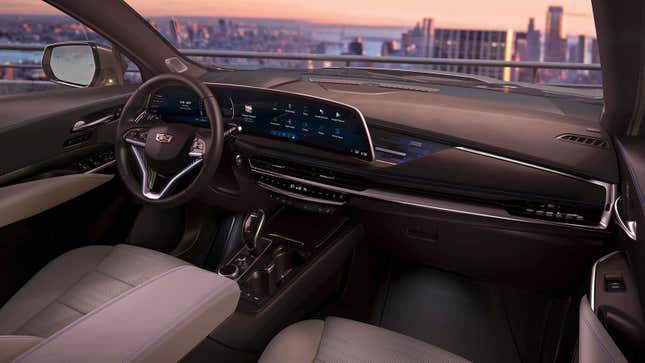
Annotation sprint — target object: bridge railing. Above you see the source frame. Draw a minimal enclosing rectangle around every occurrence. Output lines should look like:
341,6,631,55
1,44,602,88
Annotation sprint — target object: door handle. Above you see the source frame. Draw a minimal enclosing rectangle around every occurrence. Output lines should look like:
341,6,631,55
613,196,637,241
72,114,116,132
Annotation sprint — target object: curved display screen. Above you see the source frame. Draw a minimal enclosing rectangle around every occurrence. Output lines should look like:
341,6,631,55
147,85,374,161
217,85,374,161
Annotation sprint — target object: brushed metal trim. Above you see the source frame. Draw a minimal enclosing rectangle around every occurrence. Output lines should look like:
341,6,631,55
613,196,637,240
455,146,615,229
250,160,613,231
83,160,116,174
130,145,203,200
590,250,624,312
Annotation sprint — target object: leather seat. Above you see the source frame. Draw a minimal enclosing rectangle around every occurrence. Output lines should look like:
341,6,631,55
0,244,240,363
260,317,471,363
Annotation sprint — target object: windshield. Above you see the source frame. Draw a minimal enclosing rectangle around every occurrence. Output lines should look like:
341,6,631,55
126,0,601,90
0,0,601,95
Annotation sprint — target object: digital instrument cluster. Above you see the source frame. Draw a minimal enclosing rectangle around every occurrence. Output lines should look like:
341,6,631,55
146,85,374,161
147,86,208,125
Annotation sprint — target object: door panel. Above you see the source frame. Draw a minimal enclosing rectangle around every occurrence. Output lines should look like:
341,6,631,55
0,173,113,228
579,136,645,362
0,85,140,306
0,85,134,184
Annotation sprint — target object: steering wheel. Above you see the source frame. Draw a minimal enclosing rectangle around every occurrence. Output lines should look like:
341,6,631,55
115,73,223,207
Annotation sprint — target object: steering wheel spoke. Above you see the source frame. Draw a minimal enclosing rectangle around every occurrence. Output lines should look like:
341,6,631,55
130,145,203,200
123,127,149,148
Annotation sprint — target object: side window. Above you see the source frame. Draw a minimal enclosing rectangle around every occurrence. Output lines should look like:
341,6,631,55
0,1,141,96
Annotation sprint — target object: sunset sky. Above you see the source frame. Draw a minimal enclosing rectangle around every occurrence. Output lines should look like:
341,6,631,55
3,0,597,36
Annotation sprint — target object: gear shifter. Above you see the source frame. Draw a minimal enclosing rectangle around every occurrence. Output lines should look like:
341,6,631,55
242,209,266,255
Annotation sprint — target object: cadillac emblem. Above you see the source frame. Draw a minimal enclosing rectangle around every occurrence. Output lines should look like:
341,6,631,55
155,133,173,143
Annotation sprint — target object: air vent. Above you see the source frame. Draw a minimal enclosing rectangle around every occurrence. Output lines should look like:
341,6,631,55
557,134,608,149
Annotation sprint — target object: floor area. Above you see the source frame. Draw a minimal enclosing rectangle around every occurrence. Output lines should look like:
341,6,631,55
319,248,572,363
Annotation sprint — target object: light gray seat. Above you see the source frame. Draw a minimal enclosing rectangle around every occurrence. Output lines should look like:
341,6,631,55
0,244,240,363
260,317,471,363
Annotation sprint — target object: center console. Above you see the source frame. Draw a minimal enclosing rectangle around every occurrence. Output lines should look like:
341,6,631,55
208,207,363,351
218,207,351,310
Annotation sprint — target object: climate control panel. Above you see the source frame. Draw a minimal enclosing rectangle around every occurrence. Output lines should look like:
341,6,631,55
255,173,349,214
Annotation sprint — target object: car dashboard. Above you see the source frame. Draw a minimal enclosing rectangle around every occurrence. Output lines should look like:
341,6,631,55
139,80,616,232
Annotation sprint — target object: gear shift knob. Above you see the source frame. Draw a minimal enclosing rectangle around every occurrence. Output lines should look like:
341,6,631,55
242,209,265,254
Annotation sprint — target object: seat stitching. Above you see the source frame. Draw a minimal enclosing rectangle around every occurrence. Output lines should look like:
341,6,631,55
53,299,86,315
13,265,195,362
92,269,135,287
311,320,326,363
13,247,114,335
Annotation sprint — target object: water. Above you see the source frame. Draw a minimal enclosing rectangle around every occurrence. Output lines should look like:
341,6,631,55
0,50,42,64
306,24,407,56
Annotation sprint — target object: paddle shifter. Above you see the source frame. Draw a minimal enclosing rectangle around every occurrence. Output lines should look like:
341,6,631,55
242,209,266,255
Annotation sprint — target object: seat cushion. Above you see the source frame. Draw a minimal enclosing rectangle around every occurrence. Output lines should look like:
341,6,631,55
0,244,186,338
260,317,471,363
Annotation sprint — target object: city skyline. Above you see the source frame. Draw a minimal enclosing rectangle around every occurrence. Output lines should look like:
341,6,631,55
3,0,597,36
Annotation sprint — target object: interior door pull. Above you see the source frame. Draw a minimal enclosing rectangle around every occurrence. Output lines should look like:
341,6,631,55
72,114,115,132
613,196,637,241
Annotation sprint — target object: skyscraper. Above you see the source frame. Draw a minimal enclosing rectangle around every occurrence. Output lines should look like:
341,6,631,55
168,18,185,47
421,18,433,57
591,38,600,64
401,23,424,56
401,18,433,57
574,35,588,63
433,28,515,81
526,18,541,61
544,6,567,62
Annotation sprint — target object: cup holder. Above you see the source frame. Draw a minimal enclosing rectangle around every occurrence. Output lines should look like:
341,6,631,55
272,249,305,281
242,247,306,300
246,270,274,296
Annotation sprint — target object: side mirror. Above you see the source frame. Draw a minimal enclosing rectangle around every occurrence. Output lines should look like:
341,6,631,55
42,42,126,88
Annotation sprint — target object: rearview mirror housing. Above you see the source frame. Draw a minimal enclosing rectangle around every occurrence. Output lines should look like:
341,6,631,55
42,42,126,88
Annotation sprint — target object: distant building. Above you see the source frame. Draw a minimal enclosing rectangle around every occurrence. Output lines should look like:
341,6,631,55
544,6,567,62
168,18,186,47
345,37,364,55
433,28,515,81
420,18,433,57
401,18,433,57
381,40,401,56
526,18,541,61
591,38,600,64
574,35,588,63
218,19,227,34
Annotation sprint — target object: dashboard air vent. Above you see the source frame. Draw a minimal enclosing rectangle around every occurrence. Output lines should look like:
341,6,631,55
557,134,608,149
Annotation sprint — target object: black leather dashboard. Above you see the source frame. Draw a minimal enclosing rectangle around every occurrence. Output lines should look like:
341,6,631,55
202,79,615,231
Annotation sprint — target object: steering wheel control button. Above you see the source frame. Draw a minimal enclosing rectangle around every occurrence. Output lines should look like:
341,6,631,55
189,137,206,157
124,128,148,147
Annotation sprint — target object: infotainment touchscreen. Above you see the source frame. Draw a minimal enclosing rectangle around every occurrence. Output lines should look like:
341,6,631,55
219,85,374,161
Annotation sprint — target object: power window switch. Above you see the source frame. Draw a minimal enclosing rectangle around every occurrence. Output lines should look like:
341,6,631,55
604,273,626,292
